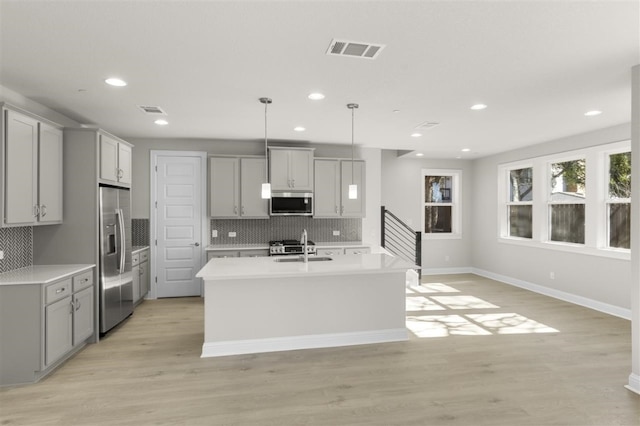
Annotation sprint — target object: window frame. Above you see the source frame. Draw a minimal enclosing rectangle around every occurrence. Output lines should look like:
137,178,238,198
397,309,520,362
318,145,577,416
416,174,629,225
422,169,462,240
547,155,587,245
604,147,631,250
497,140,630,260
505,164,534,240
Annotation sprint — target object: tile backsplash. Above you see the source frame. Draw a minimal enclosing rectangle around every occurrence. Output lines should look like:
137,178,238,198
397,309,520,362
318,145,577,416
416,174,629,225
132,218,150,246
210,217,361,245
0,226,33,273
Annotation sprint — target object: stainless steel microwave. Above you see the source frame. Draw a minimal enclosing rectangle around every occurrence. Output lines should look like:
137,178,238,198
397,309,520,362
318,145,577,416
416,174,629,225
270,192,313,216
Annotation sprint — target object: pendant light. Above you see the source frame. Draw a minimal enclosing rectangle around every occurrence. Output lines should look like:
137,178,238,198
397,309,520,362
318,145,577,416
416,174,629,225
347,103,359,199
259,97,272,199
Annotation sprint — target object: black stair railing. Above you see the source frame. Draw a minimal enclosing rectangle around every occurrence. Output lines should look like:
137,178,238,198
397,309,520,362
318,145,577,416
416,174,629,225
381,206,422,278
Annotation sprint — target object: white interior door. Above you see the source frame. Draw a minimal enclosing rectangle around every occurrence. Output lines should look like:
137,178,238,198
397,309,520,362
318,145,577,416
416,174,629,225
154,154,204,298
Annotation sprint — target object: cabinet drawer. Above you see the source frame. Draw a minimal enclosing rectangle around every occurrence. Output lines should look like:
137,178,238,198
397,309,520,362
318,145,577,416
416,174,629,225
45,279,72,304
132,252,140,266
317,248,344,256
140,250,149,262
73,270,93,292
345,247,371,255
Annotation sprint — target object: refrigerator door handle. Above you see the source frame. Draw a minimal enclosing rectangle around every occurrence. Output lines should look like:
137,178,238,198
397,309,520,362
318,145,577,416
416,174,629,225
117,208,126,273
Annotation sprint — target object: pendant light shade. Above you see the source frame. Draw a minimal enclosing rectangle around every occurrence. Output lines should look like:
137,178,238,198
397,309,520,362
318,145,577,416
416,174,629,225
347,103,359,200
260,97,272,199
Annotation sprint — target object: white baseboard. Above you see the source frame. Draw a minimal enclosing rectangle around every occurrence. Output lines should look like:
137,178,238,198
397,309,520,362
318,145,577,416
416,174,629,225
471,268,631,320
421,267,473,275
201,328,409,358
626,373,640,395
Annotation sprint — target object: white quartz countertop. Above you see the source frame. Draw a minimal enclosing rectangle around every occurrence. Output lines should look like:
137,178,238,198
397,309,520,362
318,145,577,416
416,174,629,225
196,253,418,281
0,264,95,286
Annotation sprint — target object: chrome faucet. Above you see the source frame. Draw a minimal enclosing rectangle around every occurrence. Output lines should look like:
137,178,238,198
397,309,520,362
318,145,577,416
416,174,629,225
300,229,308,263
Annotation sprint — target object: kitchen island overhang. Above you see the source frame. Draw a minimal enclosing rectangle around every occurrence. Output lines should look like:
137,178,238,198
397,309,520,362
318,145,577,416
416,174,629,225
196,253,419,358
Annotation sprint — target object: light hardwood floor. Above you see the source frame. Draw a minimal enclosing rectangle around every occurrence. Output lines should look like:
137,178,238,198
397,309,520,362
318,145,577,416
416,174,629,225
1,274,638,425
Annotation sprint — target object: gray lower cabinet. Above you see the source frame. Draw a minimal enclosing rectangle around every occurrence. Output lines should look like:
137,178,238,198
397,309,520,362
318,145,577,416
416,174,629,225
132,248,149,305
0,266,95,386
207,249,269,261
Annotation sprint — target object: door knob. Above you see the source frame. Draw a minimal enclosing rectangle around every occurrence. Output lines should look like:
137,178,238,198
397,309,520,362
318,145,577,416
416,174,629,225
191,242,200,247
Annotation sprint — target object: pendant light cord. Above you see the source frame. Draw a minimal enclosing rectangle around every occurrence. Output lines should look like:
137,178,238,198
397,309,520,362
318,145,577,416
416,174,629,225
265,100,268,181
351,106,355,185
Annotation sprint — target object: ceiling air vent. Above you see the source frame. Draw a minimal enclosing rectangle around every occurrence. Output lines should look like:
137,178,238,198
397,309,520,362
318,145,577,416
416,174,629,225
138,105,167,115
415,121,440,130
326,39,385,59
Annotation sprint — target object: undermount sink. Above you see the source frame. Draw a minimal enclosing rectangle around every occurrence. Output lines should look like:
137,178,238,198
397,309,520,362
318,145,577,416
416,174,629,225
274,256,333,263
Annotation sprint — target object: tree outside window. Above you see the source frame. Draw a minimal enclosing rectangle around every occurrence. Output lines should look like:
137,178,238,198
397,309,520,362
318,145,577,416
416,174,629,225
549,159,585,244
607,151,631,249
508,167,533,238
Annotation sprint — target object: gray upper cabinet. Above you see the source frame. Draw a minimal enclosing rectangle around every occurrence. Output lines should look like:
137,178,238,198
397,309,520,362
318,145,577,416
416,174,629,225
269,147,314,191
314,159,366,218
209,156,268,218
99,134,132,187
1,105,63,226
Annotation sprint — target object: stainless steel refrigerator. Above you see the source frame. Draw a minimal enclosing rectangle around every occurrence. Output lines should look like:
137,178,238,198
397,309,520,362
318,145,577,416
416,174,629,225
99,186,133,333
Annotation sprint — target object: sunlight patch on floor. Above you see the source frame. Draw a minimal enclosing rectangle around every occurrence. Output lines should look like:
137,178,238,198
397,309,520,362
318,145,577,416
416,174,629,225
405,283,560,338
407,282,460,294
430,295,500,310
406,315,492,337
406,296,446,311
466,313,559,334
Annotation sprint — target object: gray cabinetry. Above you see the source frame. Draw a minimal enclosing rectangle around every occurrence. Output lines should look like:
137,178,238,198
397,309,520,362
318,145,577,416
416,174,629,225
207,249,269,261
1,104,63,226
314,159,366,218
209,156,268,218
99,134,132,187
0,266,95,386
132,248,149,305
269,147,314,191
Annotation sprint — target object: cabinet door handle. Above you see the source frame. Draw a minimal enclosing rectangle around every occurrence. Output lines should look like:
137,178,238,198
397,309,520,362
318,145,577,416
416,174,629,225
40,204,47,217
75,297,81,311
33,204,40,218
139,268,143,276
56,287,65,294
335,206,338,214
234,206,238,214
117,168,124,179
291,179,295,188
341,205,344,214
241,206,245,215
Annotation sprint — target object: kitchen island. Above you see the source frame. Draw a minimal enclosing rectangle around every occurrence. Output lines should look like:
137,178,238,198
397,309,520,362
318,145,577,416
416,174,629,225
196,253,418,358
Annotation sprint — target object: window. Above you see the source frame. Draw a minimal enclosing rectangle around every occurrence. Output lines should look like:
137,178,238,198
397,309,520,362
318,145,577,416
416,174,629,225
549,158,585,244
497,140,630,259
607,151,631,249
422,169,461,238
507,167,533,238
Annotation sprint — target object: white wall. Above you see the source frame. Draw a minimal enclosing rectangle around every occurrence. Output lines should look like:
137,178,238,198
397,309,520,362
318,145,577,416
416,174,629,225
471,123,632,313
381,151,473,270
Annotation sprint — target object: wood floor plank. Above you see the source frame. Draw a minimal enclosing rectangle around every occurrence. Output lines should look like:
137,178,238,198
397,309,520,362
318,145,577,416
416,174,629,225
1,274,638,425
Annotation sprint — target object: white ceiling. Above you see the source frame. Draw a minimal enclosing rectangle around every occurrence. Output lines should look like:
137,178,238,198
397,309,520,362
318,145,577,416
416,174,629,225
1,1,638,158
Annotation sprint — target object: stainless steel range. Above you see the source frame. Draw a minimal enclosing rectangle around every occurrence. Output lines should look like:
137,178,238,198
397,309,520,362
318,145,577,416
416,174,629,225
269,239,317,256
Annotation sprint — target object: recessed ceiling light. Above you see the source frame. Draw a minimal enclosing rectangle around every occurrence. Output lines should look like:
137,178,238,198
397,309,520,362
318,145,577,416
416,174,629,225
105,77,127,87
584,110,602,116
470,104,487,110
393,109,401,113
294,126,306,132
461,148,471,152
411,133,422,138
308,93,325,100
154,119,168,126
416,153,424,157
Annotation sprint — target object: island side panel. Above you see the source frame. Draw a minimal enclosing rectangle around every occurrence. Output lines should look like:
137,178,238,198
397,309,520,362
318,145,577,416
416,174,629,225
202,271,407,357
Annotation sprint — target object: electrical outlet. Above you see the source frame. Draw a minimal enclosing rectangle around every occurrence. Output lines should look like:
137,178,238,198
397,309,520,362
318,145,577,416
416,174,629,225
212,230,218,238
333,230,340,236
0,250,4,260
229,232,236,238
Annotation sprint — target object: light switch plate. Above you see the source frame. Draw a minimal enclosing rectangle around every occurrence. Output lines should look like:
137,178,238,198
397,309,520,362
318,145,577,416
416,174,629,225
0,250,4,260
229,232,236,237
333,230,340,236
212,230,218,238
